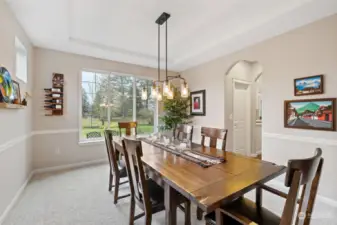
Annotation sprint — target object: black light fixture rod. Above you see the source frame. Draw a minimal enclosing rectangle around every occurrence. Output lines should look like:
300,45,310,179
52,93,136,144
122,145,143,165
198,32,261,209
158,23,160,82
165,19,168,80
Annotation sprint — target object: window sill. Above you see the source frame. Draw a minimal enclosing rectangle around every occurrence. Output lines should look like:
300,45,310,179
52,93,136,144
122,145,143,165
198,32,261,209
78,139,105,146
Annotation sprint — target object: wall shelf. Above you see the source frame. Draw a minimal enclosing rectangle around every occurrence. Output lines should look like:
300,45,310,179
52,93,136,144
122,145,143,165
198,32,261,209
44,73,64,116
0,103,25,109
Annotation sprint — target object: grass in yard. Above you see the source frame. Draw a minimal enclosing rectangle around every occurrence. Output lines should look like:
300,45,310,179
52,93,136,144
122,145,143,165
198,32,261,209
80,117,154,138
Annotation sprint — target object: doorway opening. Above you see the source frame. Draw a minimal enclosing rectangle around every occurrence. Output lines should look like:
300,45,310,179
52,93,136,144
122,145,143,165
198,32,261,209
225,60,263,157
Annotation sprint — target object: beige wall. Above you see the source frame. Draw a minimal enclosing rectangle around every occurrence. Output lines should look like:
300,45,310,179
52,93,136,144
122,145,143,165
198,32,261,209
0,0,34,219
32,48,176,169
182,14,337,219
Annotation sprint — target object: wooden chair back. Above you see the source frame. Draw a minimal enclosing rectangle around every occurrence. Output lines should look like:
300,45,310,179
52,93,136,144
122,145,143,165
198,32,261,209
281,148,323,225
174,124,193,141
104,130,120,174
201,127,228,150
122,138,151,210
118,121,137,136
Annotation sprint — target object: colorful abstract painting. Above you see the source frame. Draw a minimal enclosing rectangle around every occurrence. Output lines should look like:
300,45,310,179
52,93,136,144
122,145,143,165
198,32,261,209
285,98,336,131
0,66,14,103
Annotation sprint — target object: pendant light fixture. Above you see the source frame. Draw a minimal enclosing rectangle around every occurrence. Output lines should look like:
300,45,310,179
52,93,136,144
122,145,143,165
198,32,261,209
142,12,189,101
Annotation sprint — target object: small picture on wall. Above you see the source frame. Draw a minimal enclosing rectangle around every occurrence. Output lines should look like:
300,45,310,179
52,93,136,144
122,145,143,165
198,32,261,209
284,98,336,131
12,80,21,104
190,90,206,116
294,75,323,96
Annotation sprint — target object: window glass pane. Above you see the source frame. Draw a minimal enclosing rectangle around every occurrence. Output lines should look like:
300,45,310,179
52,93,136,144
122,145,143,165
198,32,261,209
15,37,28,83
108,74,134,135
135,78,155,134
81,71,156,140
81,72,108,140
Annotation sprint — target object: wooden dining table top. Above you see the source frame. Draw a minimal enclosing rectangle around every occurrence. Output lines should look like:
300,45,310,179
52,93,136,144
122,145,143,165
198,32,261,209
114,138,286,213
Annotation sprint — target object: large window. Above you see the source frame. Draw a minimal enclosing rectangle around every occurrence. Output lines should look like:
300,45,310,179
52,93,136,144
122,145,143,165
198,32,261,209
15,37,28,83
80,71,157,141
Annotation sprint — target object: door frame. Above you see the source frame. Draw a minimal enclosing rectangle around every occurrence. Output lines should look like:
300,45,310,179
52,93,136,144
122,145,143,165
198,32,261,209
232,78,252,156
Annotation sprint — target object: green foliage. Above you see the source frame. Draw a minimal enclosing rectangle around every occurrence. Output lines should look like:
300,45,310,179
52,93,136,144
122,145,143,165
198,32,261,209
160,88,191,130
82,88,90,115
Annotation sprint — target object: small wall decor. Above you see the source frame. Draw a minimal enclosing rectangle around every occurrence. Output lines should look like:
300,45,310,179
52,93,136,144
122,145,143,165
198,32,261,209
190,90,206,116
284,98,336,131
0,66,14,103
294,75,323,96
12,80,21,104
44,73,64,116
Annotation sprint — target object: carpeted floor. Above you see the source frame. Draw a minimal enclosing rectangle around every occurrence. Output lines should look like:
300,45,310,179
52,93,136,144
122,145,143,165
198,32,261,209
3,164,204,225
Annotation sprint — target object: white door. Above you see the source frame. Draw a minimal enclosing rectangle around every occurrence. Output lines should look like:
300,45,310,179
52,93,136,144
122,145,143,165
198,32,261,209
233,80,251,156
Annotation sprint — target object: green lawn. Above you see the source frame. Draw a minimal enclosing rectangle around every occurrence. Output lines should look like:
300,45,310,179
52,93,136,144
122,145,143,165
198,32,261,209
81,117,154,138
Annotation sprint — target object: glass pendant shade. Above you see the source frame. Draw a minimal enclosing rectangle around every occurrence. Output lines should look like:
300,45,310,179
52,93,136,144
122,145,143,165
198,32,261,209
181,83,189,98
141,87,147,100
157,86,162,101
167,88,174,100
163,80,170,96
151,83,157,98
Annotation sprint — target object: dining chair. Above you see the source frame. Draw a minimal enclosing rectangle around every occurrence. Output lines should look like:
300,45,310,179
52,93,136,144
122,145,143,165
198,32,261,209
201,127,228,151
174,124,194,141
197,127,228,220
205,148,324,225
118,121,137,136
121,138,191,225
104,130,130,204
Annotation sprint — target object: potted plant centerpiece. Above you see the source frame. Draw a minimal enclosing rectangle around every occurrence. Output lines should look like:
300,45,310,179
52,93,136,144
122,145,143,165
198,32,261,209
160,88,191,137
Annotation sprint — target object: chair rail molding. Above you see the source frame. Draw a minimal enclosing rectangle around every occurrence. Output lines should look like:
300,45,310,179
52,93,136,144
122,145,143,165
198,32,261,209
263,132,337,146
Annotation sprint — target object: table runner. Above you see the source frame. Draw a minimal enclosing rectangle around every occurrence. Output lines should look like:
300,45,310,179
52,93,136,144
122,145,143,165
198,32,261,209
142,138,225,168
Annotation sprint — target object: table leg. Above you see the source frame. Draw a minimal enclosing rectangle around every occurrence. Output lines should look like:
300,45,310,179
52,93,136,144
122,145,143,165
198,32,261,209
165,182,177,225
256,186,262,208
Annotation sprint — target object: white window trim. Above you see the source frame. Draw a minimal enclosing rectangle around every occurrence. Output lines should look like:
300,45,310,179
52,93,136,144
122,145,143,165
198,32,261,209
78,69,158,145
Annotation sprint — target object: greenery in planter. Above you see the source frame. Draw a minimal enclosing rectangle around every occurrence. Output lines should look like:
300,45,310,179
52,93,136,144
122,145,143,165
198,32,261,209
160,88,191,130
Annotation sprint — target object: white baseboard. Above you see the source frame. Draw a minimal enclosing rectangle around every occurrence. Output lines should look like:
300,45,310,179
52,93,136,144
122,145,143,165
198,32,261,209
250,150,262,157
34,159,108,174
0,159,108,224
0,171,34,225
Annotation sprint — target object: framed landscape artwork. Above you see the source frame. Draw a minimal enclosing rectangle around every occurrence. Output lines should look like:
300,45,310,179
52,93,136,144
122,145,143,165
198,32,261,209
190,90,206,116
284,98,336,131
294,75,323,96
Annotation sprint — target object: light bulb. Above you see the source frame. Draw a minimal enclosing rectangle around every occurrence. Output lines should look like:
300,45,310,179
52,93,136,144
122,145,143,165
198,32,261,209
157,86,162,101
141,87,147,100
157,92,162,101
181,83,189,98
167,89,174,100
151,84,157,98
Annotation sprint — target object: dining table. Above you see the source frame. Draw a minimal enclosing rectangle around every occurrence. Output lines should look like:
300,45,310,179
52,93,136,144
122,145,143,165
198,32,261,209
113,137,286,225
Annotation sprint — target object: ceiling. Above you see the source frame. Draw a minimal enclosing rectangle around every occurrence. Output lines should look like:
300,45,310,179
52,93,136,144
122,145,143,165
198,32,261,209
6,0,337,71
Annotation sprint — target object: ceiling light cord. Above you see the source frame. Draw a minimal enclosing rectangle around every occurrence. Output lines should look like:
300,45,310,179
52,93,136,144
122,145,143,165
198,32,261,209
158,23,160,82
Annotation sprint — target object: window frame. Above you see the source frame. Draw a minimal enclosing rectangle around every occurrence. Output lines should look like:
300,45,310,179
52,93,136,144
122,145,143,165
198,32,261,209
78,69,158,145
15,37,28,83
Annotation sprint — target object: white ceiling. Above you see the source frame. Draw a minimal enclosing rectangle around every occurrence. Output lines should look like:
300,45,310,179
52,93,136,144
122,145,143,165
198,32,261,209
6,0,337,71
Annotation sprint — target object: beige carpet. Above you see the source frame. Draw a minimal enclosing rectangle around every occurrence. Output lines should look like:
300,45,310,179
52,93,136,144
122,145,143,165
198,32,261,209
3,164,204,225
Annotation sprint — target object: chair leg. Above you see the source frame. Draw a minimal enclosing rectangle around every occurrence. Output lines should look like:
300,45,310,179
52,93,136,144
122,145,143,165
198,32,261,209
184,201,191,225
108,171,113,192
145,213,152,225
113,174,120,204
129,199,135,225
197,207,203,220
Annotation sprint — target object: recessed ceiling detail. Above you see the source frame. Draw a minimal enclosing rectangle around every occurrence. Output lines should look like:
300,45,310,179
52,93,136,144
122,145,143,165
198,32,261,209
6,0,337,71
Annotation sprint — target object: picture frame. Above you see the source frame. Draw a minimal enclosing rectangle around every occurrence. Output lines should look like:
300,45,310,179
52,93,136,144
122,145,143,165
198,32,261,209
294,75,324,96
284,98,336,131
12,80,21,104
190,90,206,116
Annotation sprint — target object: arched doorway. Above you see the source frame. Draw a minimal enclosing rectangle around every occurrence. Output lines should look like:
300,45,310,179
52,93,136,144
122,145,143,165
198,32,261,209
224,60,263,157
